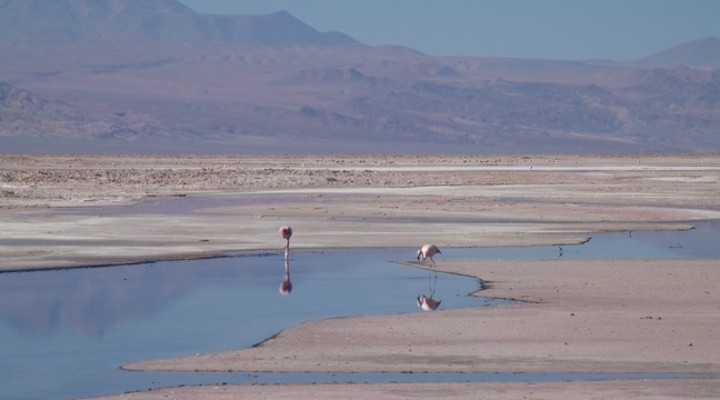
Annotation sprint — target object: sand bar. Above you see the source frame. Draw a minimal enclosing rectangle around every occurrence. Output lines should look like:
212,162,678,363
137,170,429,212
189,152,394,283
123,258,720,373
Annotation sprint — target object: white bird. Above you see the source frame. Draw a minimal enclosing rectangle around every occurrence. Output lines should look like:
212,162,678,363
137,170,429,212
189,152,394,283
417,295,441,311
417,244,441,266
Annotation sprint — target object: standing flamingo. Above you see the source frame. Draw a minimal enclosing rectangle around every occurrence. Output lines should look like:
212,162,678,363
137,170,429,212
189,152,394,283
417,244,441,266
279,226,293,256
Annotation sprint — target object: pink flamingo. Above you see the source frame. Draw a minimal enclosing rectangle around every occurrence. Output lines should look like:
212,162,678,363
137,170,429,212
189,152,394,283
279,225,293,255
417,244,441,266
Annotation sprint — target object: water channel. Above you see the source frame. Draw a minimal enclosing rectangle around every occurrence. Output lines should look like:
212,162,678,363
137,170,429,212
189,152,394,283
1,221,719,400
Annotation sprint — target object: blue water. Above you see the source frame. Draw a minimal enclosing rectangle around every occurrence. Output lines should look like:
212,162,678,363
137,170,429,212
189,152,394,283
452,221,720,260
0,249,492,400
1,221,719,400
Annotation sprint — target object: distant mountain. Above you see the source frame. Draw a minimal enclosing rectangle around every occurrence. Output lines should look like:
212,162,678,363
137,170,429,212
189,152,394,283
0,0,718,153
0,81,152,139
0,0,358,46
633,37,720,69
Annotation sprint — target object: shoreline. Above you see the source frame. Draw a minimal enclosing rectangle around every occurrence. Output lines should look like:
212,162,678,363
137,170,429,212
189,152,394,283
89,379,720,400
0,220,698,273
107,256,720,400
124,257,720,375
2,153,720,399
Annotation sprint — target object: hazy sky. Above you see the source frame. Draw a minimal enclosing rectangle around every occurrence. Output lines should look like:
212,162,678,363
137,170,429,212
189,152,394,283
177,0,720,61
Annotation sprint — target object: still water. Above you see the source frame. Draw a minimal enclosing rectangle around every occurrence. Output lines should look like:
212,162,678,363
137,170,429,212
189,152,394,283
0,248,493,400
1,221,719,400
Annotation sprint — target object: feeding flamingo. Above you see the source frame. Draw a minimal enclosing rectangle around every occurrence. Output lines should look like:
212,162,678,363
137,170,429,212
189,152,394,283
417,244,441,266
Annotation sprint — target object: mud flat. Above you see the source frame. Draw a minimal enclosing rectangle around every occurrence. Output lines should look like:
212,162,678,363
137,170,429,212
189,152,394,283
2,153,720,399
2,153,719,271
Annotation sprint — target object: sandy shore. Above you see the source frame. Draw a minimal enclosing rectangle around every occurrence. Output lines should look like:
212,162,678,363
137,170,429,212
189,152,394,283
2,153,720,399
89,380,720,400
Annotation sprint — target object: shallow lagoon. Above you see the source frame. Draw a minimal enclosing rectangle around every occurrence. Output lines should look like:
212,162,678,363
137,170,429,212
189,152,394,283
0,248,491,400
1,221,719,400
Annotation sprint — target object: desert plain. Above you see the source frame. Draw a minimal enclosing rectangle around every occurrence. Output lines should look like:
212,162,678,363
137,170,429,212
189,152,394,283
1,152,720,399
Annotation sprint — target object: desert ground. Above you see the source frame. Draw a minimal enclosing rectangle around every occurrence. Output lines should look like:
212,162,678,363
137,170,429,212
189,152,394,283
1,153,719,399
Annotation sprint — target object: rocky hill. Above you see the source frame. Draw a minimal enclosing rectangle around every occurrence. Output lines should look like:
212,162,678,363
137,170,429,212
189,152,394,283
0,81,149,139
1,0,718,153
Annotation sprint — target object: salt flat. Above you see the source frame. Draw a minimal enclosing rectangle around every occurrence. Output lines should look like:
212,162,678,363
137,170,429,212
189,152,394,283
2,153,720,399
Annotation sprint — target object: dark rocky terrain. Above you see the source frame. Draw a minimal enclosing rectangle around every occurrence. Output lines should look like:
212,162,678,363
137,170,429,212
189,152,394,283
1,0,719,153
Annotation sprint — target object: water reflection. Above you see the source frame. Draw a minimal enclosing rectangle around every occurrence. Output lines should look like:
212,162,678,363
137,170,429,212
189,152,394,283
2,222,719,400
1,249,491,400
417,269,442,311
279,225,294,295
279,257,292,295
0,264,196,338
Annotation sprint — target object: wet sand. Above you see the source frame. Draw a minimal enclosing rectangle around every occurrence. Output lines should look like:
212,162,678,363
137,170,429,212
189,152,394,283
2,153,720,399
87,380,720,400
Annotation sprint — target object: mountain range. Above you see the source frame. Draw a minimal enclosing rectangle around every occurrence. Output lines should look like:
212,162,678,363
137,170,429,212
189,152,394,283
1,0,719,153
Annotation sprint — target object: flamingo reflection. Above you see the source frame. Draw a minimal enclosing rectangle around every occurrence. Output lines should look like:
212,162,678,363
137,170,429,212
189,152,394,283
418,295,441,311
417,269,441,311
278,225,294,295
279,257,292,296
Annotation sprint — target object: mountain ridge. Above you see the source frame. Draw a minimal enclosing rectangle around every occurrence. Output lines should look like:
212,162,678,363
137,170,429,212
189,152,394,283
0,0,358,46
0,0,718,153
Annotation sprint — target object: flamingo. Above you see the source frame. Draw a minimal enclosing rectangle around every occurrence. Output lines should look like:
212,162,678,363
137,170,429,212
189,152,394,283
279,225,292,255
417,244,441,266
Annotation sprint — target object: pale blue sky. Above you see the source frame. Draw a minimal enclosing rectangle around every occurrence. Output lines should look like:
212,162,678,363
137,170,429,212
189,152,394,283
177,0,720,61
